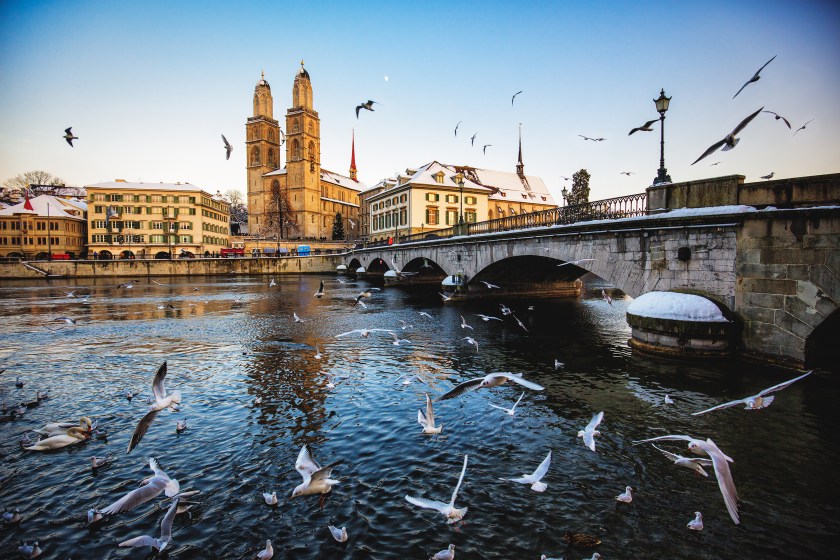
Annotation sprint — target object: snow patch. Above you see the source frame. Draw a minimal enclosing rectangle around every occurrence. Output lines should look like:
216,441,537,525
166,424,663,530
627,291,728,322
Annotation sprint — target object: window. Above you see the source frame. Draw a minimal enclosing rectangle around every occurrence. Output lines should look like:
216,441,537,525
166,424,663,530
399,194,407,203
446,194,458,203
94,206,104,213
434,171,445,184
292,140,300,160
465,196,477,205
400,208,407,226
294,119,300,132
425,193,439,202
425,207,439,225
445,209,458,225
251,146,260,165
465,210,477,223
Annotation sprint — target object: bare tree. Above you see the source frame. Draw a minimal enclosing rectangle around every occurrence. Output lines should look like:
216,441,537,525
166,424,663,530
224,189,248,224
264,181,298,239
2,170,79,201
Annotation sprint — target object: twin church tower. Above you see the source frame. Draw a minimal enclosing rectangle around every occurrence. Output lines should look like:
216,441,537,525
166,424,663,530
246,61,362,240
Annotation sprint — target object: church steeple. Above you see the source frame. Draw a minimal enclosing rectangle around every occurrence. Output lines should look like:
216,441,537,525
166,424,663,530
292,60,313,110
516,123,525,178
350,129,358,182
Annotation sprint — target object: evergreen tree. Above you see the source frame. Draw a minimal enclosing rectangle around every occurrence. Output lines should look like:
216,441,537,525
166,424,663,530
332,212,345,240
569,169,591,206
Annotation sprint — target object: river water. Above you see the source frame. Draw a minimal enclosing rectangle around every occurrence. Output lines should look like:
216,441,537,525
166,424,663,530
0,275,837,559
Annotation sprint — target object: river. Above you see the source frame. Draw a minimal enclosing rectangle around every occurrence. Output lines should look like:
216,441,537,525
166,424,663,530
0,275,837,559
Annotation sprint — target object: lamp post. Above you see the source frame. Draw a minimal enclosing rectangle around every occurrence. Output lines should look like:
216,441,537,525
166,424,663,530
458,176,465,225
653,88,672,185
561,186,569,207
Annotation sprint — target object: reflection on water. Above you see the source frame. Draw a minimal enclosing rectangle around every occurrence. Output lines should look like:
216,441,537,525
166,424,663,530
0,275,837,559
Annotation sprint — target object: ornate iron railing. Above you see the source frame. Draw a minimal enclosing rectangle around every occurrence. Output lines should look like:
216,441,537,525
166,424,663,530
366,192,647,248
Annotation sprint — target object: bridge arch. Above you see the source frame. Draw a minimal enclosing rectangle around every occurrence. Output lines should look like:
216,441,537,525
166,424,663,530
805,308,840,370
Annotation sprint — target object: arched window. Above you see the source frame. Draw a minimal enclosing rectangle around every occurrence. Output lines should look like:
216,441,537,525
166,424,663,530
308,122,313,134
292,140,300,160
250,146,260,166
308,141,315,162
294,119,300,132
268,148,276,167
268,129,274,142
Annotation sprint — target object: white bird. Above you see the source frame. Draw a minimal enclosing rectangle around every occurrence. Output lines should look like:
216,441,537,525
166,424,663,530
616,485,633,503
148,361,182,413
634,435,739,524
176,418,188,433
117,280,137,289
554,359,564,370
269,278,277,287
418,312,433,319
291,445,342,502
687,511,704,531
577,411,604,452
664,394,674,404
3,508,21,523
398,319,413,330
475,314,502,322
460,315,473,330
24,426,89,451
557,258,595,268
651,444,713,477
119,497,180,553
101,458,180,516
328,525,348,543
263,491,278,506
462,337,479,352
692,370,813,415
257,539,274,559
406,454,469,524
335,328,394,339
65,289,77,297
314,280,325,298
489,392,525,416
499,303,512,316
91,454,114,469
430,544,455,560
293,312,305,323
502,450,551,492
438,292,453,302
313,345,323,359
54,316,77,325
17,541,41,558
33,417,92,437
438,372,544,401
254,396,263,405
511,312,529,332
733,55,776,99
325,374,340,389
389,332,411,346
479,280,500,289
418,393,443,434
87,508,103,524
691,106,764,165
601,289,612,305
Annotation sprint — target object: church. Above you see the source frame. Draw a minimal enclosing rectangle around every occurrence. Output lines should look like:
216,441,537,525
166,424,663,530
246,62,365,240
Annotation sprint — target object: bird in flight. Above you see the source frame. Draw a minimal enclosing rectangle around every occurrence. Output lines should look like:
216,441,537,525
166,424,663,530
405,454,469,524
479,280,500,289
762,110,791,129
221,134,232,160
761,172,775,180
628,119,658,135
454,121,462,137
355,100,378,118
577,411,604,452
482,144,492,155
578,135,605,142
437,372,544,401
692,370,813,415
733,55,776,99
691,106,763,165
710,161,721,166
501,449,551,492
620,171,634,176
64,127,78,147
470,133,477,147
793,119,814,136
511,90,523,106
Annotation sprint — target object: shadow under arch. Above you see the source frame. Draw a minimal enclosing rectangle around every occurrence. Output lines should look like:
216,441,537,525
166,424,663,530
805,308,840,372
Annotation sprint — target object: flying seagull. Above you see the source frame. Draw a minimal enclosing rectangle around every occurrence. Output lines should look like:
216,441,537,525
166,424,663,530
437,372,544,401
314,280,325,298
454,121,462,137
628,119,658,135
221,134,232,160
479,280,500,289
651,444,713,477
127,362,180,453
692,370,813,415
761,172,775,180
64,127,78,147
620,171,635,176
691,106,764,165
355,100,378,118
291,444,342,505
470,133,477,147
489,391,525,416
793,119,814,136
501,450,551,492
101,458,180,515
482,144,492,155
578,135,605,141
118,497,180,553
762,110,791,129
418,393,443,434
733,55,776,99
577,411,604,452
511,90,523,106
405,454,469,524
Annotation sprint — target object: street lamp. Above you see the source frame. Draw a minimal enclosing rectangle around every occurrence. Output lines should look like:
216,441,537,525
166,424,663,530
561,186,569,207
457,175,465,225
653,88,672,185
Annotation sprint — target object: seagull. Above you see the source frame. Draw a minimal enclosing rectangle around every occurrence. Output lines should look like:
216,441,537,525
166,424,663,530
405,454,469,524
263,491,278,506
335,328,394,338
601,289,612,305
118,497,180,553
117,280,138,289
64,127,78,147
87,508,103,524
578,135,606,141
710,161,721,166
634,435,739,524
101,458,180,516
419,311,434,319
511,90,523,106
328,525,348,543
560,175,571,181
314,280,325,298
126,362,180,453
793,119,814,136
475,314,502,322
3,508,21,524
733,55,776,99
628,119,658,135
692,370,813,415
55,316,77,325
664,394,675,404
430,544,455,560
438,292,453,302
460,315,473,330
489,391,525,416
577,411,604,452
479,280,500,289
293,312,305,323
462,337,479,352
615,485,633,503
418,393,443,434
761,172,775,180
470,133,477,146
64,289,77,297
176,418,188,433
762,110,791,129
348,218,356,230
502,451,550,492
651,444,713,477
691,106,764,165
313,345,322,359
482,144,492,155
257,539,274,559
17,541,42,558
620,171,635,176
91,454,114,469
221,134,233,160
554,359,564,370
437,372,544,401
389,332,411,345
398,320,413,330
291,444,342,504
499,304,512,316
687,511,704,531
454,121,462,137
355,100,378,118
269,278,277,287
511,312,529,332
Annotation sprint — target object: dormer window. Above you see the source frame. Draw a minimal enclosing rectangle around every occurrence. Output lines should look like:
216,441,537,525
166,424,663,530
433,171,445,184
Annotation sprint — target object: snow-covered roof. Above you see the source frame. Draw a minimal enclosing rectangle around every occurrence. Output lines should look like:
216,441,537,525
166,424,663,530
264,168,287,177
86,181,209,193
0,194,86,220
626,291,728,322
320,168,367,192
321,196,359,208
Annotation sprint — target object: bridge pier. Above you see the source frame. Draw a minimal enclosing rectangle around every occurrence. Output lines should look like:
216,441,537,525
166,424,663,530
449,279,582,301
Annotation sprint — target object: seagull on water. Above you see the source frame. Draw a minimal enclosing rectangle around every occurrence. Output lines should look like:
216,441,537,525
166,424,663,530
118,497,180,553
3,508,21,524
577,411,604,452
263,491,278,506
431,544,455,560
17,541,42,558
418,393,443,434
687,511,704,531
501,450,551,492
101,458,180,515
269,278,277,287
257,539,274,559
406,454,469,524
691,107,764,165
651,444,713,477
291,445,342,504
328,525,348,542
615,486,633,503
692,370,813,415
313,345,322,359
87,508,103,524
91,454,114,469
733,55,776,99
489,391,525,416
176,418,188,433
437,372,544,401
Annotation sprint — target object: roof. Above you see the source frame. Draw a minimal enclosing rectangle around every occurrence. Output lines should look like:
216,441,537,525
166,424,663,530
320,168,367,192
0,194,87,220
85,181,209,193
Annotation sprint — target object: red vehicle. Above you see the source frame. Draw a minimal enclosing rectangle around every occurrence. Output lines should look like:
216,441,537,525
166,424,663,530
51,253,71,260
220,247,245,258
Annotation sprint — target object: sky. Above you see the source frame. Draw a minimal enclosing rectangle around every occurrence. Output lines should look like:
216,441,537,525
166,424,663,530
1,0,838,204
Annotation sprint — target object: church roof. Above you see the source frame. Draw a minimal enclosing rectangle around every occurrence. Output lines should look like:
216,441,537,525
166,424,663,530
86,181,210,194
260,167,366,192
255,70,270,90
0,194,87,219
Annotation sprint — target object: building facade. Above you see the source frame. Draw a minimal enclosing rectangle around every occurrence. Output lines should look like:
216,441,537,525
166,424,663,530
85,181,230,259
0,195,87,259
246,62,365,240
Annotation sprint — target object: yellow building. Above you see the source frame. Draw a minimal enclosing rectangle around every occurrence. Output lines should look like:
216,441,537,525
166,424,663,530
246,62,365,240
0,195,87,259
85,181,230,259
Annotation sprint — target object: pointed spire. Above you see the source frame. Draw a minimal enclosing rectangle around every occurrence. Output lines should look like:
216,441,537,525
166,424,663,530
350,129,358,182
516,122,525,178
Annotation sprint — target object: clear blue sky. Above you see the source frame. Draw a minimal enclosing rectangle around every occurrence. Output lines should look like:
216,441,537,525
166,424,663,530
1,0,838,202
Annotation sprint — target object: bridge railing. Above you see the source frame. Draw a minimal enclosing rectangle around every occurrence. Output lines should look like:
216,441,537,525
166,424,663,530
367,192,647,248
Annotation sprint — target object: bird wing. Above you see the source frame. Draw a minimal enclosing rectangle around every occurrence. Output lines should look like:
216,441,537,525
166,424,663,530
704,439,740,524
101,476,167,515
504,374,545,391
588,412,605,431
691,398,747,416
406,495,449,514
488,404,509,412
295,445,321,478
531,450,552,481
65,127,73,134
425,393,435,426
417,408,428,426
512,392,525,409
449,454,468,507
355,105,361,118
634,434,695,445
731,106,764,135
437,378,483,401
221,134,231,148
691,139,727,166
127,409,159,453
582,432,597,452
118,535,161,548
757,370,813,397
755,54,777,76
151,361,168,401
732,80,751,99
310,461,341,484
651,444,682,463
158,498,179,543
335,330,362,337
